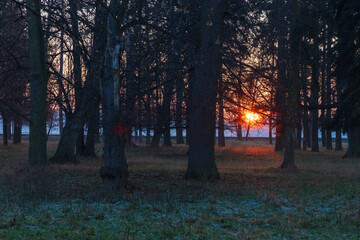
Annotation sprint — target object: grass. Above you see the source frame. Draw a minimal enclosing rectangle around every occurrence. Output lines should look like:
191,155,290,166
0,140,359,239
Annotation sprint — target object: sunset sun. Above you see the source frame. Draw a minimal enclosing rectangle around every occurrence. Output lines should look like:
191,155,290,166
245,112,259,122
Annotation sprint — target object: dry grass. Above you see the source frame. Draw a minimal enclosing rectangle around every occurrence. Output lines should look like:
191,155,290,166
0,140,359,239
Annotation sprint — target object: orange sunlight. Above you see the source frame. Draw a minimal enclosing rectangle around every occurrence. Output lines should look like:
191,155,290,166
245,112,259,122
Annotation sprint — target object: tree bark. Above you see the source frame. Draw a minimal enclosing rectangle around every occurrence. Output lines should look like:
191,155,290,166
280,0,300,170
27,0,48,166
100,0,129,189
186,0,224,180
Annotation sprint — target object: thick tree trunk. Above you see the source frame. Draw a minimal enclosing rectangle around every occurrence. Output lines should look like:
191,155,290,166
27,0,48,166
186,0,223,180
100,0,129,189
280,0,300,170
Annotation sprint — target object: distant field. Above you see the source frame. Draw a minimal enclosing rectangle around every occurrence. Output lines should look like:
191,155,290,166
0,141,359,239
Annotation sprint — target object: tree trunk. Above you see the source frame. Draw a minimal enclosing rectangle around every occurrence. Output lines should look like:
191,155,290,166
237,123,242,141
296,121,302,149
218,76,225,147
150,110,163,147
175,75,185,144
280,0,300,170
100,0,129,189
325,31,333,150
162,80,173,147
347,124,360,158
84,102,99,157
7,121,12,140
275,124,284,151
69,0,85,156
269,116,273,144
2,113,8,146
275,23,286,152
186,0,224,180
27,0,48,166
301,64,311,149
50,0,106,163
13,121,22,144
310,62,319,152
335,129,342,151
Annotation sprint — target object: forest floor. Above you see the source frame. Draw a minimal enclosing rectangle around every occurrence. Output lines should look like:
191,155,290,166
0,140,359,239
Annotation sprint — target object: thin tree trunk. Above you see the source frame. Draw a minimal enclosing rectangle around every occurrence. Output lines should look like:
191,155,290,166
218,76,225,147
7,121,11,140
296,121,301,149
13,121,22,144
237,123,242,141
162,80,173,147
27,0,48,166
269,116,273,145
310,62,320,152
325,31,333,150
2,113,8,146
175,75,185,144
186,0,224,180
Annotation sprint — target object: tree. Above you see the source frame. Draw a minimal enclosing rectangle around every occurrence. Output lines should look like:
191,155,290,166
100,0,130,189
280,0,300,170
27,0,48,166
186,0,224,180
334,0,360,158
